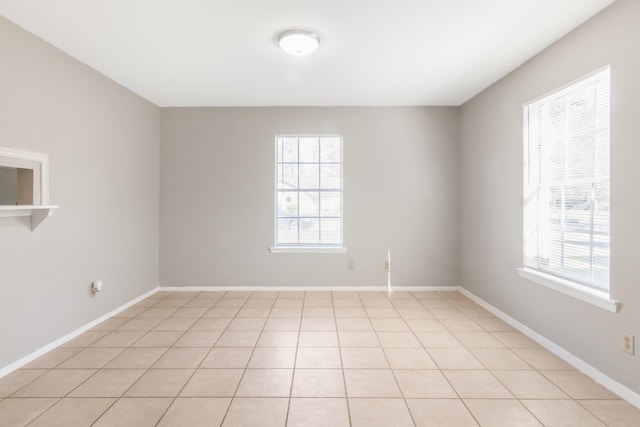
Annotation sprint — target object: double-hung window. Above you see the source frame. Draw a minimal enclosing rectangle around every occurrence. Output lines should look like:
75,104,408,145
523,68,610,293
274,134,343,250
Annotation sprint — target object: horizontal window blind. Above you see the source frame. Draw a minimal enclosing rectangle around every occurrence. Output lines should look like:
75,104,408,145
523,68,610,290
275,134,343,247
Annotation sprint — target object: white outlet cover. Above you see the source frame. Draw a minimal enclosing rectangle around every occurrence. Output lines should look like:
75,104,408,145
92,280,103,294
624,334,634,355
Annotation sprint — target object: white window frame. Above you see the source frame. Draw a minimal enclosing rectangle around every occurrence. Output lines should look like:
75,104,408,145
270,134,346,254
519,67,617,312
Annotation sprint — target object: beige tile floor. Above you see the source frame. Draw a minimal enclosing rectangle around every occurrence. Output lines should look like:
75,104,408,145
1,290,639,426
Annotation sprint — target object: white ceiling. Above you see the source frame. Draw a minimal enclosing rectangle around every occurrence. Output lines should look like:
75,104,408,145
0,0,614,107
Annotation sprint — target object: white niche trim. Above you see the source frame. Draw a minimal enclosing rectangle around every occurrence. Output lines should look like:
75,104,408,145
0,147,58,230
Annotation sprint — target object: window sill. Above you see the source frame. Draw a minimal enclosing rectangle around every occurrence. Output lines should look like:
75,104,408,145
517,267,618,313
269,247,348,254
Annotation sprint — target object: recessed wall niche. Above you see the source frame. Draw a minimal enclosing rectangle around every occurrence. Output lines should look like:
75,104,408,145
0,147,58,230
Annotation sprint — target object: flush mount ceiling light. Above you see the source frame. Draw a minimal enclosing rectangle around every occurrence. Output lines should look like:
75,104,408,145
277,29,320,55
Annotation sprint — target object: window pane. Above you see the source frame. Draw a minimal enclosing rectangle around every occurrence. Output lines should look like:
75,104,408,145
320,164,340,189
593,234,609,284
275,134,343,247
281,137,298,162
299,164,319,189
299,191,319,216
523,68,609,290
320,137,341,162
299,218,320,244
277,191,298,217
277,218,298,244
594,181,610,214
277,164,298,190
320,192,341,217
299,137,319,162
320,218,341,244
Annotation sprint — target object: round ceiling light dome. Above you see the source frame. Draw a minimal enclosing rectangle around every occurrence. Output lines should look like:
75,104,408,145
277,29,320,55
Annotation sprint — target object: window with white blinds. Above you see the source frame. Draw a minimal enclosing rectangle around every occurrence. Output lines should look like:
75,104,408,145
275,134,343,248
523,68,610,291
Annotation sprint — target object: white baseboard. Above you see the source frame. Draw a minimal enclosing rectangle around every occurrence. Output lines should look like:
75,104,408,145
457,286,640,409
158,285,459,292
0,286,159,379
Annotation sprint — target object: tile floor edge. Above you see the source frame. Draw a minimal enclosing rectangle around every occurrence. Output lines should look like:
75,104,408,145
458,286,640,410
157,285,459,292
0,286,160,379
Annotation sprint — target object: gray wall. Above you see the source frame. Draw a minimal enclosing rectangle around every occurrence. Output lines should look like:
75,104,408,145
0,167,18,205
0,17,160,368
161,107,459,287
459,0,640,393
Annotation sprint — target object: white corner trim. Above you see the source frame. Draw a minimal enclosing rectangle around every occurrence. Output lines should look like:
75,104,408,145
517,267,618,313
159,285,459,292
269,246,348,254
0,146,50,204
0,286,159,380
457,286,640,409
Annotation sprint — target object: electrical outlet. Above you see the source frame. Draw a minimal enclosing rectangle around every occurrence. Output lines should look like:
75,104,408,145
347,258,355,270
91,280,102,296
624,334,635,355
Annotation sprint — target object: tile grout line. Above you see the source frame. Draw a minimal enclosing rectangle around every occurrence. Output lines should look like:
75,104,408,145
19,301,186,427
110,291,204,425
436,294,563,426
424,292,577,426
22,397,62,426
283,291,304,427
87,291,199,426
425,294,493,427
332,291,353,427
151,290,228,426
203,290,257,427
574,399,618,425
85,293,173,427
369,291,417,427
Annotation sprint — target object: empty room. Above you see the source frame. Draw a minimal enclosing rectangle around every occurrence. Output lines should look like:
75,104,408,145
0,0,639,426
